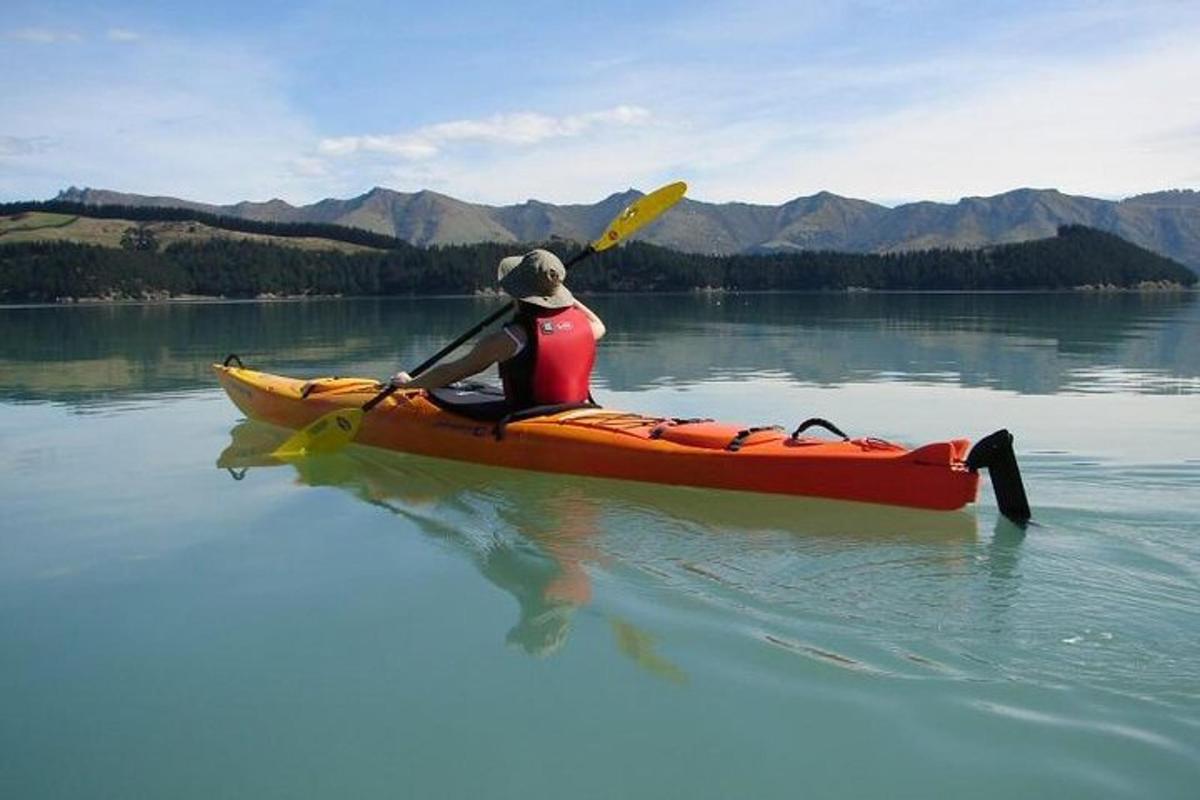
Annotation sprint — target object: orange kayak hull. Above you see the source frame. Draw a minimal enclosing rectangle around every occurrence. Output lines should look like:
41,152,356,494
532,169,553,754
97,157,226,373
213,365,981,512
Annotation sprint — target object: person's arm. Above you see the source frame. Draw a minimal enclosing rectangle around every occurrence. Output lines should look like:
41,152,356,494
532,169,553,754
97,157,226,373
573,299,606,341
391,329,518,390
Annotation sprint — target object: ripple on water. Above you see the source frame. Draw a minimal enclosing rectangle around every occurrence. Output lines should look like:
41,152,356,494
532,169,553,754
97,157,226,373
971,699,1193,757
586,481,1200,716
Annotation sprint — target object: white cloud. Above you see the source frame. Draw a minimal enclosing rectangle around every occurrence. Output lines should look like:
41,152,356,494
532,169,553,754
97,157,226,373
297,20,1200,207
2,4,1197,208
289,157,330,178
0,136,56,157
6,28,82,44
535,19,1200,206
319,106,651,160
730,32,1200,203
319,136,437,159
0,37,330,203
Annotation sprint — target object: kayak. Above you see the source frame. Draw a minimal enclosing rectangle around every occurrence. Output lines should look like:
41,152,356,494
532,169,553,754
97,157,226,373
219,420,981,540
212,362,1030,518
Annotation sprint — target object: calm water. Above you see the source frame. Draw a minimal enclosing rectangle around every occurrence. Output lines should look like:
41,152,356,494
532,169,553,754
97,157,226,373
1,293,1198,799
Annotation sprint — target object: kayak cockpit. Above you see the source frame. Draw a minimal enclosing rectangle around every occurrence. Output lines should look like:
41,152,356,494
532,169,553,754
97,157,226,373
426,382,601,432
426,383,511,421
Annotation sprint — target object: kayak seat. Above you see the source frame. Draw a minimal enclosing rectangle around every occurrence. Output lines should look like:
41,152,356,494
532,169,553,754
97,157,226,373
429,382,603,429
427,382,512,421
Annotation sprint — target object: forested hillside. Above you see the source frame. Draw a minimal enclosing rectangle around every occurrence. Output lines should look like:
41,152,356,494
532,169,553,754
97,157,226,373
1,224,1192,303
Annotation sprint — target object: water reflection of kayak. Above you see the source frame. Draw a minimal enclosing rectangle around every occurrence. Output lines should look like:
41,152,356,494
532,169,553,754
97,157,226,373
219,421,977,669
214,363,1028,518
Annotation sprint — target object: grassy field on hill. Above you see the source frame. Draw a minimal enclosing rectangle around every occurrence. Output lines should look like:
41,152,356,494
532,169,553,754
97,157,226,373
0,212,381,254
0,212,79,235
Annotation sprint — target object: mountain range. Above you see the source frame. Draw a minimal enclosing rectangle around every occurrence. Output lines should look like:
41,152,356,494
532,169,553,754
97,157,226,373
54,185,1200,270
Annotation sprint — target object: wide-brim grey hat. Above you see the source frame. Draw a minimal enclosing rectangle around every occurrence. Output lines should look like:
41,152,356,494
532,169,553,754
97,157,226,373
497,249,575,309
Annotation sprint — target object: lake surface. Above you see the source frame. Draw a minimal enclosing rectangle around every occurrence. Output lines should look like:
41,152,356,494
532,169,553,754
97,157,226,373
2,293,1198,799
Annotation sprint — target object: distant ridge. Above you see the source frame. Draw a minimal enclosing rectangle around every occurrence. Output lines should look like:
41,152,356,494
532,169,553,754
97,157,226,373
54,185,1200,270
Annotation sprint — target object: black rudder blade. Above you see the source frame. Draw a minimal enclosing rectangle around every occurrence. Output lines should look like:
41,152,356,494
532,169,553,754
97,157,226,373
966,429,1032,524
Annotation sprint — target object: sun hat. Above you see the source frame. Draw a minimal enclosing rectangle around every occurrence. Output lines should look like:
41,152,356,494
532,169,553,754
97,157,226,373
496,249,575,309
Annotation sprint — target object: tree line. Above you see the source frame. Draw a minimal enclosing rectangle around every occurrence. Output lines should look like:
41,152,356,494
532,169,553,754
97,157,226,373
0,224,1194,303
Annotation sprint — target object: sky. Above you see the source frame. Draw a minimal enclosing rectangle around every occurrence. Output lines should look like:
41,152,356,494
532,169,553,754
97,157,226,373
2,0,1199,207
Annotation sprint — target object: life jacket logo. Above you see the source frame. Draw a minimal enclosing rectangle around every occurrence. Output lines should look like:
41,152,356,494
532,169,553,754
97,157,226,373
539,320,573,335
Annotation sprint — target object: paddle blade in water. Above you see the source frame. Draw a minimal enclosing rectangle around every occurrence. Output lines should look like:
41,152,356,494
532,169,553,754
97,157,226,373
592,181,687,252
271,408,364,458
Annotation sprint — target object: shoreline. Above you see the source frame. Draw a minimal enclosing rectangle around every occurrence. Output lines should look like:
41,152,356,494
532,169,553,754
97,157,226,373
1,284,1196,310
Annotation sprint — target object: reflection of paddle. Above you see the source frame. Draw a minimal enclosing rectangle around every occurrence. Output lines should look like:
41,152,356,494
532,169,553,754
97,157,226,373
272,181,687,458
610,618,688,684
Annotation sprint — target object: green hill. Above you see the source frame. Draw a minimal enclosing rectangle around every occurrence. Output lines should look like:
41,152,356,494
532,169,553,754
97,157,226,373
1,223,1192,304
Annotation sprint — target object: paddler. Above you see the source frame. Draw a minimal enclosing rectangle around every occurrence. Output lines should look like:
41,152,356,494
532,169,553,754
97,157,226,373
389,248,605,409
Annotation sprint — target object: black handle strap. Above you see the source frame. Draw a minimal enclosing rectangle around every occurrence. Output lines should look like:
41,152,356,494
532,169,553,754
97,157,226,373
790,417,850,441
727,425,783,452
648,417,715,439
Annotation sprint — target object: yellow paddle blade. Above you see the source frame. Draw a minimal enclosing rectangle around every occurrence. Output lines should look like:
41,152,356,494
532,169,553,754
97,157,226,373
591,180,687,253
271,408,364,458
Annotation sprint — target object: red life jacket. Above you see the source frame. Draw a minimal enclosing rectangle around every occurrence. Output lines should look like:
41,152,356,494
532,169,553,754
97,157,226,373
499,305,596,408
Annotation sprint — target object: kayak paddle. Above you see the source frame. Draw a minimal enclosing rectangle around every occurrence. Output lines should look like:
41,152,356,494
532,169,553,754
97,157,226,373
271,180,688,458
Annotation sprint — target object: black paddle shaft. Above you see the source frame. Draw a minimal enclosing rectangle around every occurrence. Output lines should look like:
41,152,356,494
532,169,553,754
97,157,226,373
361,245,595,412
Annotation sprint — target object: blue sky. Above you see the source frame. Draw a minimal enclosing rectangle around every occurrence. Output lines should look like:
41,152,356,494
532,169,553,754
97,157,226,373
2,0,1198,205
